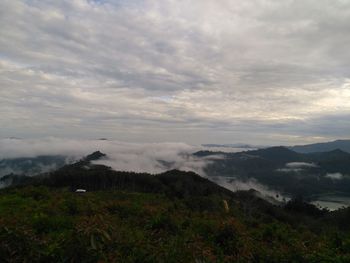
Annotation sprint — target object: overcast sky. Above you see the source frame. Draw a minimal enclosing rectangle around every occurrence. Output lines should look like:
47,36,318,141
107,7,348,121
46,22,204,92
1,0,350,145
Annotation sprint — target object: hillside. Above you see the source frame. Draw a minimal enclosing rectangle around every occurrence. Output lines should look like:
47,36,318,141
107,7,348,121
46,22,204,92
1,153,350,262
290,140,350,153
0,155,69,177
196,147,350,198
245,146,304,163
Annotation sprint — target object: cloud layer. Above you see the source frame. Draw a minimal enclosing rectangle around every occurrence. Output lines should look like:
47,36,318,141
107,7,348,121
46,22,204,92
0,138,209,175
1,0,350,144
0,137,284,198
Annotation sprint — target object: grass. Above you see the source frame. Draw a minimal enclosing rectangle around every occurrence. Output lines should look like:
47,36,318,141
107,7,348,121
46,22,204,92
0,186,350,262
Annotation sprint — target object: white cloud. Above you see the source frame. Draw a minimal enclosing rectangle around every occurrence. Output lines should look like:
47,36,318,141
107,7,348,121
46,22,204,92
277,162,318,172
325,173,344,180
0,138,210,175
210,176,289,203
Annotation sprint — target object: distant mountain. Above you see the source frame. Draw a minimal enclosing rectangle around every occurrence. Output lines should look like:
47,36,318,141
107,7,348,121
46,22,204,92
306,149,350,161
202,143,261,149
195,146,350,198
290,140,350,153
0,155,71,177
0,151,106,181
246,146,303,164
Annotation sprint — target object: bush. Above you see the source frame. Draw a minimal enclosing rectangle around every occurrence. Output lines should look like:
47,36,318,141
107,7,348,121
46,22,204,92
32,214,73,234
146,213,179,233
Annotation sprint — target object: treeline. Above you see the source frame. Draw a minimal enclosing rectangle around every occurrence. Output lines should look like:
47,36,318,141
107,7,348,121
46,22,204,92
11,154,235,200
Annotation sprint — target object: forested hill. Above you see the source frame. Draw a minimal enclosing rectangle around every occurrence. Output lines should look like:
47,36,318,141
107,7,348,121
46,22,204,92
6,151,234,199
1,151,350,262
195,146,350,197
290,139,350,153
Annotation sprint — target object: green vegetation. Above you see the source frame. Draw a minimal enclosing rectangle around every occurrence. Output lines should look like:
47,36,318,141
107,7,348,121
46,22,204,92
1,152,350,262
1,184,350,262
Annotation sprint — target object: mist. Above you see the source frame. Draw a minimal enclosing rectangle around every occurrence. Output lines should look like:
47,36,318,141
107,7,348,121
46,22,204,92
277,162,318,173
208,176,289,203
286,162,318,168
0,138,290,199
0,138,211,175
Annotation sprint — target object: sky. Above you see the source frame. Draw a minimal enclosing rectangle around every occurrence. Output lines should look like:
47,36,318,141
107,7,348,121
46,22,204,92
1,0,350,145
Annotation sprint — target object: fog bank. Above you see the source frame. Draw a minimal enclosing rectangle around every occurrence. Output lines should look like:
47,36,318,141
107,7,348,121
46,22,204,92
0,138,211,175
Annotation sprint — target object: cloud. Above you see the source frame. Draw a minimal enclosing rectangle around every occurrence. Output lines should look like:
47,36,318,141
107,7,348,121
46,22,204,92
277,162,318,172
286,162,318,168
1,0,350,144
0,161,63,177
325,173,344,180
209,176,288,203
0,138,210,175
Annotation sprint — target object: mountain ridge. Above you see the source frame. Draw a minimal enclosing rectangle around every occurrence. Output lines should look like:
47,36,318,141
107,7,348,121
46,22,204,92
290,139,350,153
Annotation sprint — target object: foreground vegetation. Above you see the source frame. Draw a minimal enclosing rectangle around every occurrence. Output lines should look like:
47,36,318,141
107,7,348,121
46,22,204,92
1,185,350,262
1,152,350,262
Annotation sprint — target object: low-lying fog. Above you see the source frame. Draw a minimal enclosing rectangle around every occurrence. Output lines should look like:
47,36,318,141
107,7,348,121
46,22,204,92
0,138,274,196
1,138,349,210
0,138,250,176
0,138,208,175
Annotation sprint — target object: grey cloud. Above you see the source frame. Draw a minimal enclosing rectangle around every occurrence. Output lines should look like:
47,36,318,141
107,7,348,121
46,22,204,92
1,0,350,144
